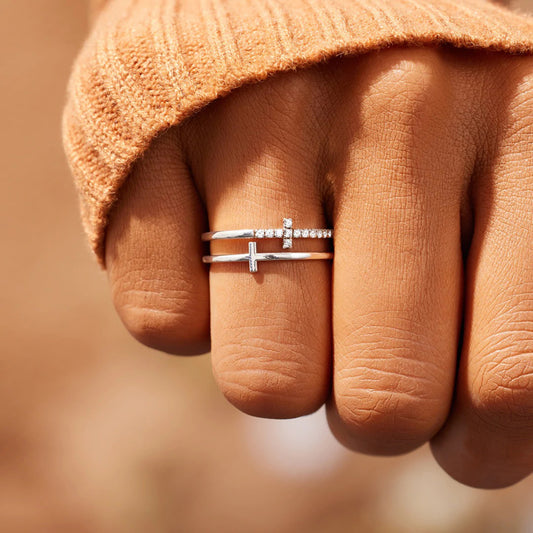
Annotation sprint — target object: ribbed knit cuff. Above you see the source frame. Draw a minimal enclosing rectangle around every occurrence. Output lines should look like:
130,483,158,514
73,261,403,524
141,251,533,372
63,0,533,266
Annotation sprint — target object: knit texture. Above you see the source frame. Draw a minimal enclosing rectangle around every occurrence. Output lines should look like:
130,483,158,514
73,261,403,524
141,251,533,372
63,0,533,265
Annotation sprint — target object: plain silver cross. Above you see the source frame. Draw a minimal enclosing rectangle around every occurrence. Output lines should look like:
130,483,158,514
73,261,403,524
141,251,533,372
248,241,258,273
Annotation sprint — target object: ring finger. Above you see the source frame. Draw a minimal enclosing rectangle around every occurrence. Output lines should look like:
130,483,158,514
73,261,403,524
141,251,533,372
184,71,334,418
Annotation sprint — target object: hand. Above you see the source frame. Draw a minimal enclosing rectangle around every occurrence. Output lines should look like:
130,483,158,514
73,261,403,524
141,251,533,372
104,47,533,488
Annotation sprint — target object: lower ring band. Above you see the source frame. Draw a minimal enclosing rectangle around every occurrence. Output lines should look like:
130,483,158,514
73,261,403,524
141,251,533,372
203,242,333,273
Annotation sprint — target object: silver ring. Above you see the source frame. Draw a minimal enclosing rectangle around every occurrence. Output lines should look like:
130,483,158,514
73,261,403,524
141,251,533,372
202,217,333,249
203,242,333,273
202,217,334,273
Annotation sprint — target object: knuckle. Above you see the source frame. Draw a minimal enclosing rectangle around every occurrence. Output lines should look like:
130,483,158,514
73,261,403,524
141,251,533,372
119,303,209,355
120,305,187,349
348,48,461,191
335,386,443,454
261,67,324,111
506,55,533,97
245,69,330,153
471,288,533,431
363,48,444,117
186,67,329,173
496,56,533,142
335,323,450,452
113,274,209,354
213,334,326,418
472,352,533,432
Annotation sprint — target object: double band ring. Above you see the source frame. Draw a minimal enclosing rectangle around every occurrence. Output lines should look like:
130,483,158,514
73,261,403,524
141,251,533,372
202,217,334,273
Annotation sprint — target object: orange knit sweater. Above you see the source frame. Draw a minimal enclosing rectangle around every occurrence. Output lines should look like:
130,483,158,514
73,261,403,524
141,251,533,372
63,0,533,265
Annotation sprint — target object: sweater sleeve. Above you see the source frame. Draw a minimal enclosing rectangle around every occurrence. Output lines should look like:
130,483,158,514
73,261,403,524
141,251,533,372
63,0,533,266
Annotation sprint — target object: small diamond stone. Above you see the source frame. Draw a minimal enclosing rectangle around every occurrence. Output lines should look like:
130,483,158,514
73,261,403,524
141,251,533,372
283,239,292,249
328,230,333,238
302,229,309,238
293,229,301,238
265,229,274,238
275,229,283,238
283,218,293,229
317,230,323,238
284,229,292,238
256,229,265,238
310,230,317,238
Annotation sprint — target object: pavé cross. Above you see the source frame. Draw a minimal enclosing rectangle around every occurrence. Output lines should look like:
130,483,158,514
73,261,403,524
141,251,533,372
253,218,332,249
282,218,293,249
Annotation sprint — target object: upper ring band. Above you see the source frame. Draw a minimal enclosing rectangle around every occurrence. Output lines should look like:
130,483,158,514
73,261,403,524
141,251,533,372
201,217,333,249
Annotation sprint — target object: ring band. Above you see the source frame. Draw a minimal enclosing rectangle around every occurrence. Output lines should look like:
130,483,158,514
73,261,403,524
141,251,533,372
202,217,333,249
203,242,333,273
202,216,334,273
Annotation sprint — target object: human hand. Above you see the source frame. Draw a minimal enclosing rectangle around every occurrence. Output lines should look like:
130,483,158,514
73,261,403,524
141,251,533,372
105,47,533,488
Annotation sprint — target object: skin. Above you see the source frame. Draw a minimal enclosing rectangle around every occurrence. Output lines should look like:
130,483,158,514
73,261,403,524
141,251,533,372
104,47,533,489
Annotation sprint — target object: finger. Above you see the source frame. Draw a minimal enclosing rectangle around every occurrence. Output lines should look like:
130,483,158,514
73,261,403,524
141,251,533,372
326,49,468,455
431,60,533,488
106,128,210,355
185,71,333,418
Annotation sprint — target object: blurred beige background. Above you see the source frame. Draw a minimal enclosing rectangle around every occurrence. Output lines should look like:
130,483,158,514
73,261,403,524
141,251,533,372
1,2,532,532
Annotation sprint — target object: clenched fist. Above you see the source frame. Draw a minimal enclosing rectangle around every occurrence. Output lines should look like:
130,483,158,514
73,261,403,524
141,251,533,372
104,47,533,489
